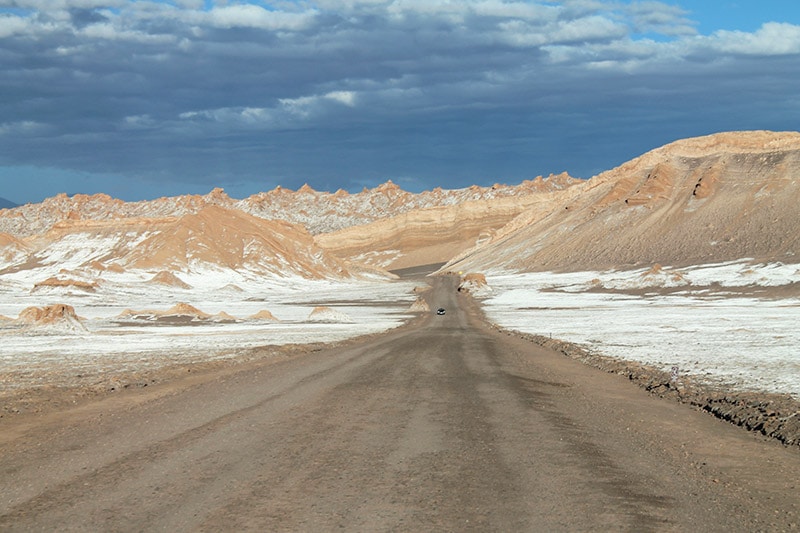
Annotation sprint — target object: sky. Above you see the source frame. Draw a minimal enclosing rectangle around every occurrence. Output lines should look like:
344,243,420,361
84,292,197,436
1,0,799,204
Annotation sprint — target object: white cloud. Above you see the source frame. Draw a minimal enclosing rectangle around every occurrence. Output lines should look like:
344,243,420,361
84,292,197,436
0,14,30,38
280,90,358,117
323,90,357,106
179,107,275,124
176,89,358,131
122,114,156,129
549,14,627,43
707,22,800,56
278,96,319,118
386,0,468,20
472,0,556,21
206,4,318,30
79,21,176,42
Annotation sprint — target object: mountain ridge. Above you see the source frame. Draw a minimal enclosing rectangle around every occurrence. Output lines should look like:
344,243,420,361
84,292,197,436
0,174,579,239
1,131,798,280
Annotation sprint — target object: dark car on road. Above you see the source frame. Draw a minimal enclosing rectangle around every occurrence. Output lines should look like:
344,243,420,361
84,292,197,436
436,308,446,315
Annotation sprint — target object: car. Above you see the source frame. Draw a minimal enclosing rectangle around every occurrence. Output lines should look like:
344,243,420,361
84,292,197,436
436,308,446,315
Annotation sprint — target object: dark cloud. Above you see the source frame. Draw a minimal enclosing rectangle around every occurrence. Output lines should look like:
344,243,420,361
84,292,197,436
69,7,109,28
1,0,799,202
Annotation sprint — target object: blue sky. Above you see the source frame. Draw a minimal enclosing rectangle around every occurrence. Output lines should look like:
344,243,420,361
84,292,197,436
690,2,800,33
1,0,800,204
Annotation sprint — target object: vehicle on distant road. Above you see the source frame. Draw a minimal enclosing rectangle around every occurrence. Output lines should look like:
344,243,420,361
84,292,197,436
436,308,446,315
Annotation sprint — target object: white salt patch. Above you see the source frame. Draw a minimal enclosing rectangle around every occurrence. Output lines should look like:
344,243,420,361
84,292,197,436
0,269,419,389
483,262,800,398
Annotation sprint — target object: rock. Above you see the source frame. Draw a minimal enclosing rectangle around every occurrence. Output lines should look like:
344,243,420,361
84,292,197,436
15,304,88,335
307,306,354,323
31,277,99,293
116,303,212,322
148,271,192,289
408,297,430,312
212,311,239,322
457,273,491,296
249,310,280,322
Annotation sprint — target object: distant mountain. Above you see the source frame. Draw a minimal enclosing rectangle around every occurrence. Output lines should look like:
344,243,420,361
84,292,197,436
0,197,17,209
2,130,798,280
0,176,580,238
241,174,579,235
0,175,580,281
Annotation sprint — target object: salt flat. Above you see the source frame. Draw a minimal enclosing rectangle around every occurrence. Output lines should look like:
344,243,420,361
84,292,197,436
3,260,799,400
0,270,418,390
482,261,800,398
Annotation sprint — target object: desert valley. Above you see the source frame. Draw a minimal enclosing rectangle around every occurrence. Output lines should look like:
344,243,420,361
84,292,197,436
1,130,799,437
3,130,800,530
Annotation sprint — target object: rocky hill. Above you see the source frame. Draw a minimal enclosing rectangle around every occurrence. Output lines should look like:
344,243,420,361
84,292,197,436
116,205,353,278
444,131,800,273
0,173,579,282
0,205,364,283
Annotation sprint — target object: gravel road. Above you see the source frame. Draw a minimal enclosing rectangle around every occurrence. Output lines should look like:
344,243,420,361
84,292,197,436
1,275,799,531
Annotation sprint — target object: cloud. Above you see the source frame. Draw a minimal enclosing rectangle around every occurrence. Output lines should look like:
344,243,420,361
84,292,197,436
626,0,696,36
0,120,47,135
176,90,358,131
0,14,30,38
706,22,800,56
202,4,319,31
1,0,799,200
68,7,110,28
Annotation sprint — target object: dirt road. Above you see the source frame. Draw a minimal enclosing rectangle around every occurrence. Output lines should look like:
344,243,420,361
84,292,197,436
1,275,799,531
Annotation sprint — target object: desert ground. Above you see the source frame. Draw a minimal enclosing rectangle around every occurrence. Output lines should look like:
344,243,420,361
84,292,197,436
1,274,799,531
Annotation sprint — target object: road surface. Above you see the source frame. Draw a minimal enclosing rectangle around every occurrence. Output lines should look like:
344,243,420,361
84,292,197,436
1,275,799,531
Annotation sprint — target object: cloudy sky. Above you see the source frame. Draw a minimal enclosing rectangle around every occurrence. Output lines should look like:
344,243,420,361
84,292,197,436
1,0,799,204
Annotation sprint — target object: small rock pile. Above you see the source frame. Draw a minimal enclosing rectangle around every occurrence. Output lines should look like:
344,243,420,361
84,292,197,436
15,303,88,334
307,306,354,323
408,298,430,312
457,273,492,296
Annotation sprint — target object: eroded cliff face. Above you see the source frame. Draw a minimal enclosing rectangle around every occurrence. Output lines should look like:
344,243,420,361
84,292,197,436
444,131,800,273
314,193,563,270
